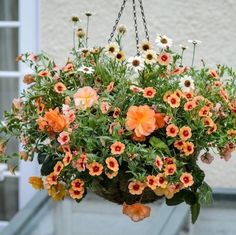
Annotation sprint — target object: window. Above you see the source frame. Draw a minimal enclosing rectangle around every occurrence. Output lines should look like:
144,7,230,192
0,0,39,229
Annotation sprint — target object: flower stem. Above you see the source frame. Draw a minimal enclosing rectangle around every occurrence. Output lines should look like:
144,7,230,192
191,44,196,67
73,23,76,48
86,16,90,48
180,49,185,67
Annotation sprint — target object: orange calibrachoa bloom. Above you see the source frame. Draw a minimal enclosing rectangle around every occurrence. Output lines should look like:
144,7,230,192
156,173,168,188
28,176,44,190
53,161,64,175
125,105,156,137
110,141,125,155
179,126,192,141
164,164,176,176
71,178,84,190
45,172,58,186
167,94,181,108
69,188,85,200
166,124,179,137
63,152,73,166
184,101,197,111
105,157,119,171
199,106,210,117
54,82,66,93
87,162,103,176
106,170,118,179
174,140,185,150
180,172,194,187
143,87,156,98
123,203,151,222
182,142,195,156
155,112,166,129
38,70,50,77
128,181,145,195
47,184,66,201
146,175,158,190
158,52,171,66
155,155,163,170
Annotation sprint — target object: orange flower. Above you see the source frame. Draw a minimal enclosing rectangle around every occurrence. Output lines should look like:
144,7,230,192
28,176,44,190
54,82,66,93
71,178,84,190
164,164,176,176
183,92,193,100
219,87,229,102
143,87,156,98
180,172,194,187
179,126,192,140
130,85,143,93
37,103,45,113
202,117,214,127
227,129,236,138
146,175,158,190
154,186,174,199
53,161,64,175
45,172,58,186
209,70,219,79
107,81,114,92
199,106,210,117
23,74,35,84
44,108,68,133
128,181,145,195
113,107,120,118
69,188,85,200
125,105,156,137
171,67,184,75
184,101,197,111
63,152,72,166
100,101,110,114
131,133,146,142
106,170,118,179
38,70,50,77
163,91,172,102
167,94,181,108
73,153,87,172
183,141,194,156
63,63,74,72
87,162,103,176
174,140,185,150
164,157,175,165
110,141,125,155
156,173,168,188
47,184,66,201
73,86,99,110
37,117,47,131
105,157,119,171
174,89,183,99
154,155,163,170
166,124,179,137
123,203,151,222
207,123,217,135
158,52,171,66
155,112,166,129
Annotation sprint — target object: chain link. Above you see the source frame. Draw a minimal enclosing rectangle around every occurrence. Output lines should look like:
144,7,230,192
137,0,149,41
132,0,140,54
108,0,128,43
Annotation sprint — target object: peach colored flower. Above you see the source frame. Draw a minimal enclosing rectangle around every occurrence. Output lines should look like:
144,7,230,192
74,86,99,110
100,101,110,114
38,70,50,77
155,112,166,129
143,87,156,98
106,170,118,179
125,105,156,137
227,129,236,138
146,175,158,190
180,172,194,187
174,89,183,99
182,141,194,156
156,173,168,188
57,131,70,145
171,67,184,75
63,152,72,166
166,124,179,137
158,52,171,66
179,126,192,141
128,181,145,195
123,203,151,222
53,161,64,175
130,85,144,93
163,91,172,102
105,157,119,171
109,122,121,135
183,92,193,100
54,82,66,93
209,70,219,79
19,151,28,161
23,74,35,84
63,63,74,72
200,152,214,164
154,155,163,170
219,87,229,102
131,133,146,142
202,117,214,127
28,176,44,190
110,141,125,155
12,98,23,110
45,172,58,186
87,162,103,176
164,157,175,165
71,178,84,190
107,81,114,92
113,107,121,118
47,183,66,201
199,106,210,117
167,94,181,108
184,101,197,111
164,164,176,176
207,123,217,135
174,140,185,150
73,153,87,172
69,188,84,200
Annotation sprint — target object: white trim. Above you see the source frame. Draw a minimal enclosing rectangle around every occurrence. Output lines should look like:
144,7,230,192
0,21,20,28
18,0,40,209
0,221,9,232
0,71,20,78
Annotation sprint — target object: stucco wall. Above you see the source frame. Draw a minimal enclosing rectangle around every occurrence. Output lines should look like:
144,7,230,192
40,0,236,187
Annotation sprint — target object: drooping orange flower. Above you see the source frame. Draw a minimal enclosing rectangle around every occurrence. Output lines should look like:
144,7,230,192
71,178,84,190
123,203,151,222
28,176,44,190
100,101,110,114
166,124,179,137
110,141,125,155
128,181,145,195
54,82,66,93
154,185,175,199
73,86,99,110
47,183,66,201
105,157,119,171
146,175,158,190
179,126,192,141
87,162,103,176
180,172,194,187
167,94,181,108
182,141,194,156
125,105,156,137
143,87,156,98
69,188,85,200
44,108,68,133
155,112,166,129
63,63,74,72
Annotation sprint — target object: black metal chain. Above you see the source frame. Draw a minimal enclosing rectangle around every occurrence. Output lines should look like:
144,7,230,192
108,0,128,43
132,0,140,54
137,0,149,41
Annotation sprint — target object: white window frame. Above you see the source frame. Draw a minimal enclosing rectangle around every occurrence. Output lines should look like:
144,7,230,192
0,0,40,228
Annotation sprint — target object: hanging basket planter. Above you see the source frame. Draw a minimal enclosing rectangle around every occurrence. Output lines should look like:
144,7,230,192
0,0,236,224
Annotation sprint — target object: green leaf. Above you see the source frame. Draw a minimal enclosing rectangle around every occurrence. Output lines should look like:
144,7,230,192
40,156,57,176
166,190,185,206
184,190,198,205
198,182,213,205
191,203,201,224
150,137,171,155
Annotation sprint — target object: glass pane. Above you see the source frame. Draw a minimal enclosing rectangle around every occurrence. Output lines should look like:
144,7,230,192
0,0,18,21
0,177,19,221
0,28,18,71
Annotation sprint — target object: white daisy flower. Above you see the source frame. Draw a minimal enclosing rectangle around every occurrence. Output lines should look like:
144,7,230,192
78,65,94,74
138,40,153,53
179,75,195,92
188,39,202,45
156,34,173,49
144,50,157,64
127,56,144,72
105,42,120,57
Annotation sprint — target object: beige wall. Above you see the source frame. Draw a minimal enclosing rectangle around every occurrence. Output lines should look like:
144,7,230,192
41,0,236,187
